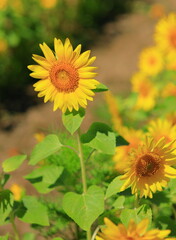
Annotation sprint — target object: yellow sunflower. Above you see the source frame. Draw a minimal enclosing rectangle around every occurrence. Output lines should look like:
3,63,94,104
28,38,99,113
10,184,23,201
166,52,176,70
131,72,158,111
121,136,176,198
113,127,144,174
96,218,176,240
139,46,163,76
104,91,122,132
40,0,57,8
155,13,176,53
148,118,176,144
162,82,176,97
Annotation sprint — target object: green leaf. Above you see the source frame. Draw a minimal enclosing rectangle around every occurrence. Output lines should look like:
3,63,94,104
19,196,49,226
120,204,152,227
22,233,35,240
52,238,63,240
1,174,10,187
29,134,62,165
62,108,85,135
0,190,12,212
2,155,27,173
105,176,126,199
92,83,108,92
81,122,116,154
0,235,9,240
116,135,129,147
25,165,64,193
113,196,125,209
63,185,104,231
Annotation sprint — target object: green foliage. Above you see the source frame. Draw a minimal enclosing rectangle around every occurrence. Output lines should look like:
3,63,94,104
19,196,49,226
92,83,108,92
105,176,126,199
0,190,12,212
62,108,85,135
25,165,64,194
2,155,27,172
63,185,104,230
0,235,9,240
120,204,152,227
81,122,116,154
29,134,62,165
22,233,35,240
112,196,125,209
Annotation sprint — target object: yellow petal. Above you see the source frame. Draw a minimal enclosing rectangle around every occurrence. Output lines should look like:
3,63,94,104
79,72,97,79
74,50,91,68
32,54,52,69
54,38,64,60
164,165,176,177
64,38,73,61
39,42,55,62
136,218,149,235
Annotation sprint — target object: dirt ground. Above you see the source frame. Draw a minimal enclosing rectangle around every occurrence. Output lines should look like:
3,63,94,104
1,0,176,237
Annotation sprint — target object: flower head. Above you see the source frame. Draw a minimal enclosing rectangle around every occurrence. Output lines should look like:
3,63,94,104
155,13,176,53
139,47,163,76
162,82,176,97
28,38,99,113
113,127,143,174
40,0,57,8
121,136,176,198
131,72,158,111
10,184,23,201
96,217,176,240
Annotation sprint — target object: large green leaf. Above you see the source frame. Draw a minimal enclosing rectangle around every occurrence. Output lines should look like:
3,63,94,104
19,196,49,226
0,235,9,240
62,108,85,135
81,122,116,154
25,165,64,193
29,134,62,165
113,196,125,209
2,155,27,173
92,83,108,92
105,176,126,199
120,204,152,227
62,185,104,230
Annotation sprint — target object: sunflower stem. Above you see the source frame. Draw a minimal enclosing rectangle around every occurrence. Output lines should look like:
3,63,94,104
76,129,91,240
134,194,139,209
10,213,20,240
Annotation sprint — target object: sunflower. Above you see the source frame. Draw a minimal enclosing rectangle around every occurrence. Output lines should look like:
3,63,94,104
131,72,158,111
10,184,23,201
162,82,176,97
96,218,176,240
166,52,176,70
28,38,99,113
155,13,176,53
120,136,176,198
113,127,144,174
40,0,57,8
139,46,163,76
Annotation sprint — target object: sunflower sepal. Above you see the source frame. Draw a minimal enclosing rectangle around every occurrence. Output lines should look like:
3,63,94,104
92,83,108,92
120,204,152,228
62,108,85,135
80,122,116,155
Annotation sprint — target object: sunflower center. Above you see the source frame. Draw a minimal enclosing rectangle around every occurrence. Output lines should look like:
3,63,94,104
136,152,161,177
149,56,156,65
50,62,79,92
169,30,176,48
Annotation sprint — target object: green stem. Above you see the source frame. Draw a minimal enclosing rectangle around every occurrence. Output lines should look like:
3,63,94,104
10,213,20,240
76,129,91,240
134,194,139,209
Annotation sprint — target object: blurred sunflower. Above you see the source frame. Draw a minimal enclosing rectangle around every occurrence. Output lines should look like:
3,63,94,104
139,46,163,76
0,38,8,53
96,218,176,240
105,91,122,132
155,13,176,53
149,3,165,19
113,127,143,174
166,52,176,70
39,0,57,8
131,72,158,111
28,38,99,113
121,136,176,198
0,0,8,10
162,82,176,97
148,118,176,144
10,184,23,201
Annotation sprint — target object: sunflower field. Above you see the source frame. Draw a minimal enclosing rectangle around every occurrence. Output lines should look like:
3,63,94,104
1,1,176,240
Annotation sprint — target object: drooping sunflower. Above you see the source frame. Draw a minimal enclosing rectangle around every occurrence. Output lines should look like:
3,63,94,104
10,184,23,201
120,136,176,198
113,127,144,174
155,13,176,53
28,38,99,113
96,217,176,240
139,46,163,76
131,72,158,111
